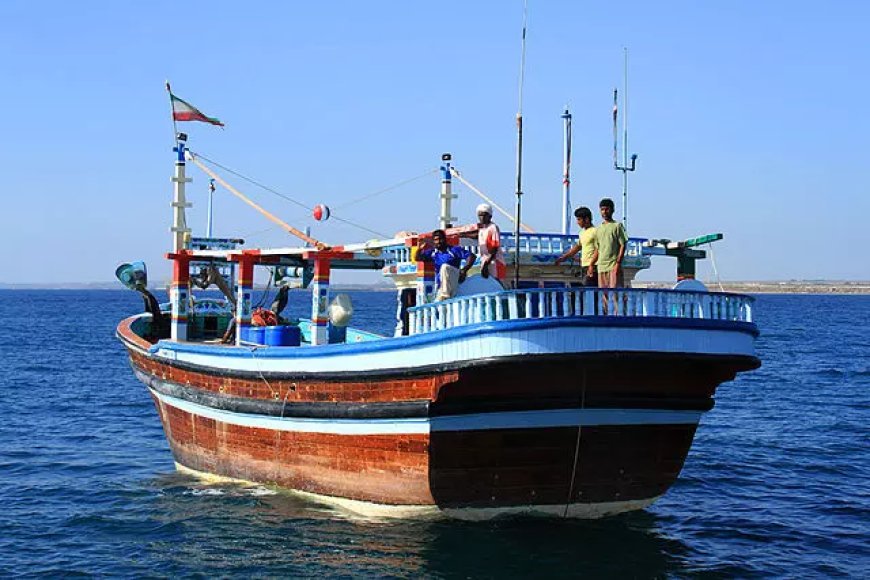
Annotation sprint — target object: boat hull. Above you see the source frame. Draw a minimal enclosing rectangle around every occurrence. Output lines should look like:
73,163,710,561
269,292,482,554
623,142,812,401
119,314,758,518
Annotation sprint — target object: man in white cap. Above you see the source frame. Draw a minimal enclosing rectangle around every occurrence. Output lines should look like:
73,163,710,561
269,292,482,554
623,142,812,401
475,203,506,281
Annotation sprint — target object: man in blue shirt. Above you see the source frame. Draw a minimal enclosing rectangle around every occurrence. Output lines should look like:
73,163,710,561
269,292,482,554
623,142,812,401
417,229,476,300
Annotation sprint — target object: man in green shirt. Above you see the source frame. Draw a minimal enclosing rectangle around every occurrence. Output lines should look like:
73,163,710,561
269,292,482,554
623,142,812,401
596,198,628,288
555,206,598,286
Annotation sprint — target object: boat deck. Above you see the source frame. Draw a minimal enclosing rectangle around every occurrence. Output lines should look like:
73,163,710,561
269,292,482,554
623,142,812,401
124,286,755,354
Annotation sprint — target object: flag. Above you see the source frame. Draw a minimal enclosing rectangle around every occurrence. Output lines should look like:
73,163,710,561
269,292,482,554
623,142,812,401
168,89,224,126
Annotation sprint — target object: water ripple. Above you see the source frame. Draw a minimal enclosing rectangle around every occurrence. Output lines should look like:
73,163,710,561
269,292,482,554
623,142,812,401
0,291,868,576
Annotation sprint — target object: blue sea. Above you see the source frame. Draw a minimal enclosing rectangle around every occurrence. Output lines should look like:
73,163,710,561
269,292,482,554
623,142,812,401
0,290,867,577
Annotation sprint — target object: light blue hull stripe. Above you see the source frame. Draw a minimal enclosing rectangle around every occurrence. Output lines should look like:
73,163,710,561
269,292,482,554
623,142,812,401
151,389,702,435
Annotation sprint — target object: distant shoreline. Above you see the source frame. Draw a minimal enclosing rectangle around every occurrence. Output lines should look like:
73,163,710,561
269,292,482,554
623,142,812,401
2,282,869,294
0,284,396,292
632,282,870,295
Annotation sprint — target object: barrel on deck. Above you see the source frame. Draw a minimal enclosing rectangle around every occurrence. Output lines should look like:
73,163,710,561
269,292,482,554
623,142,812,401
265,325,301,347
241,325,267,344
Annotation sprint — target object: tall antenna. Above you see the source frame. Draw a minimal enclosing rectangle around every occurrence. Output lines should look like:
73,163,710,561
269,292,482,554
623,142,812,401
513,0,529,288
561,107,572,235
206,178,216,237
613,47,638,229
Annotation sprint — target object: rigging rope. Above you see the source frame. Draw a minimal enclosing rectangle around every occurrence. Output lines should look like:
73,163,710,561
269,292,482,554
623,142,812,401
450,167,535,232
707,243,726,292
188,152,326,248
564,367,586,517
189,151,404,239
332,169,439,211
192,151,311,211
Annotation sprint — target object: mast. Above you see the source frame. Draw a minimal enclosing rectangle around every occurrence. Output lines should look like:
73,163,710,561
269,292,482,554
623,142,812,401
513,0,529,288
166,81,191,252
439,154,455,230
561,107,572,235
171,134,192,253
613,48,638,229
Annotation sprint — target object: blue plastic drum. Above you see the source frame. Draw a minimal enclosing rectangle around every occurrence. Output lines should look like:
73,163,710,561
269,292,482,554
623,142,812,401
265,325,301,346
241,325,266,344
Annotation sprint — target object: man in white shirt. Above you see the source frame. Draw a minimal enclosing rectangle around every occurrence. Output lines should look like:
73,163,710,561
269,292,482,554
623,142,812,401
474,204,506,282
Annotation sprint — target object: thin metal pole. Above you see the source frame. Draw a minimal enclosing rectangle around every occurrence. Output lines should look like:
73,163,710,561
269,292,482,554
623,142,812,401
206,179,215,237
561,108,572,235
166,81,179,146
622,48,629,229
513,0,528,289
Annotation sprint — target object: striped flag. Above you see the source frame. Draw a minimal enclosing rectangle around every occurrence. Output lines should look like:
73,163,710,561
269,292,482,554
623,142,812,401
167,85,224,126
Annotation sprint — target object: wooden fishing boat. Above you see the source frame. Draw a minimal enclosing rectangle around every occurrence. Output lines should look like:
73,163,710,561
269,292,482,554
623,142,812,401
115,135,760,519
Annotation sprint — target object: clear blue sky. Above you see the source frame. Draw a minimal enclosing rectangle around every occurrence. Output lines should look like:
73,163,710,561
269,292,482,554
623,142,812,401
2,0,868,284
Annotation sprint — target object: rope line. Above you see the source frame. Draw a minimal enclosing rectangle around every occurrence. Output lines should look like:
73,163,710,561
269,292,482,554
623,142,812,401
191,150,391,239
193,151,311,211
707,243,726,292
564,367,586,518
332,169,439,211
450,167,535,232
249,346,279,401
326,214,386,238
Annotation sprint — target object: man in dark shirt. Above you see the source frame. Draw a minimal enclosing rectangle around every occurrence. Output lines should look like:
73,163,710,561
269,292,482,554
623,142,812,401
417,229,476,300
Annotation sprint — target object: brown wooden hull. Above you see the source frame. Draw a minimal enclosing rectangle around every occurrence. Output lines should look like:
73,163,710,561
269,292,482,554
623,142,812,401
126,348,756,517
155,393,696,510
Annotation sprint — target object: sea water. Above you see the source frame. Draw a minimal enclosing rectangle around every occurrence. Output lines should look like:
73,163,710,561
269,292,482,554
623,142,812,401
0,290,867,577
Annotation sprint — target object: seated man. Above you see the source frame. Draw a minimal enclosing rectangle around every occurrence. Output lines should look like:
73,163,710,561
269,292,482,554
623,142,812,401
417,229,476,301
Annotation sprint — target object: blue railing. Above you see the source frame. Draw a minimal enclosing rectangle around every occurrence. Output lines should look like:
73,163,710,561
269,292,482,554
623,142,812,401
407,287,754,335
379,233,649,266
